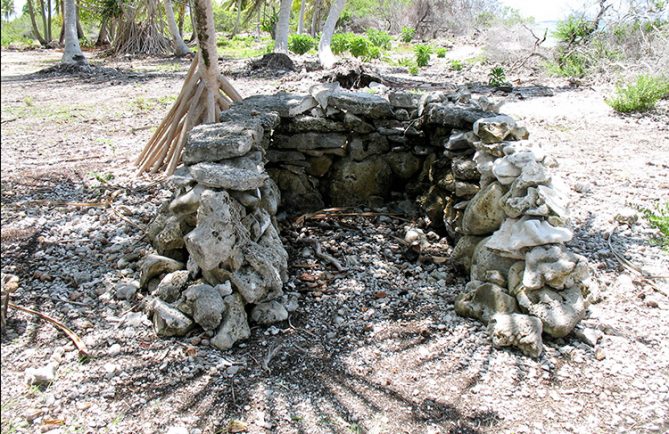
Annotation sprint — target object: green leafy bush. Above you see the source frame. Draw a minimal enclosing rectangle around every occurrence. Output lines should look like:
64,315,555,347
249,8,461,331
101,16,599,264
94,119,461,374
288,33,316,55
408,64,419,75
606,74,669,113
641,201,669,251
450,59,464,71
331,32,352,54
364,45,381,61
546,51,588,77
436,47,447,58
488,66,507,87
366,28,391,49
397,57,414,67
349,35,370,58
414,44,432,67
554,15,594,43
400,26,415,43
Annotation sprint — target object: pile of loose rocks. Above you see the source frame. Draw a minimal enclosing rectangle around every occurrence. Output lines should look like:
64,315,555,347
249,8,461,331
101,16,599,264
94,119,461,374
143,83,598,356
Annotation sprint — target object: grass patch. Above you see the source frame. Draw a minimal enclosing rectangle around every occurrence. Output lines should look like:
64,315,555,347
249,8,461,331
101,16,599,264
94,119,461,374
641,201,669,251
217,35,272,59
606,74,669,113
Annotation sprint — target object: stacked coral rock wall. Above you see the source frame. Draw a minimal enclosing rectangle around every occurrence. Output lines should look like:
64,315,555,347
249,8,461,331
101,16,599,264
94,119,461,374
143,84,597,356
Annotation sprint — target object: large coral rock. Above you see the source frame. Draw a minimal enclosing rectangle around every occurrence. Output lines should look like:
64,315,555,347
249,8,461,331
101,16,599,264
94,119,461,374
473,115,516,143
470,237,519,283
183,122,263,165
150,299,194,337
177,283,225,331
486,217,573,258
155,270,190,303
328,91,393,119
211,293,251,350
329,157,392,207
140,255,185,289
451,235,485,273
516,287,586,337
189,161,268,191
523,245,590,290
461,182,507,235
454,281,519,324
267,168,324,213
488,313,544,358
183,190,245,275
251,300,289,325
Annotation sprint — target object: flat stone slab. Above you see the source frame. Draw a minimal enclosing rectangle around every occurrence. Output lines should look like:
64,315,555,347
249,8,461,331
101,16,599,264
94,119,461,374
183,123,263,165
189,162,268,191
273,133,347,151
425,104,497,129
328,91,393,119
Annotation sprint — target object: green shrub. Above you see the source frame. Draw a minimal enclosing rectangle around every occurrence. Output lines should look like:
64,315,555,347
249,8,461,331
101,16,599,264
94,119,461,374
331,32,352,54
554,15,594,43
408,64,419,75
400,26,415,43
606,74,669,113
450,59,463,71
436,47,447,58
641,201,669,251
1,16,35,48
288,33,316,55
366,28,391,49
364,45,381,61
414,44,432,67
349,35,370,58
488,66,507,87
397,57,414,67
546,51,588,77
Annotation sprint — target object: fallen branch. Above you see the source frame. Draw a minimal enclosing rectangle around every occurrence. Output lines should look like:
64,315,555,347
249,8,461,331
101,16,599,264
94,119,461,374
8,302,90,357
607,224,668,297
299,237,345,272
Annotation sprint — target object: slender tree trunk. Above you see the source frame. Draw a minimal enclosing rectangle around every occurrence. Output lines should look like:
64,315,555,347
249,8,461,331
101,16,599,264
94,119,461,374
232,0,242,36
297,0,306,34
59,0,64,43
318,0,344,68
176,0,185,36
47,0,52,42
193,0,221,123
310,0,321,36
62,0,87,64
96,16,110,46
188,0,198,42
26,0,47,45
274,0,291,53
165,0,190,55
38,0,48,41
76,2,84,38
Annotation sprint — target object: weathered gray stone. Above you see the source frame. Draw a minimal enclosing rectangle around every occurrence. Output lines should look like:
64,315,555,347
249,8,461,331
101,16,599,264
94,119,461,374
486,217,573,258
452,157,480,180
349,134,389,161
243,93,311,118
488,313,543,358
455,181,480,198
251,300,289,324
189,161,267,191
183,122,263,165
523,245,589,290
461,182,507,235
155,270,190,303
388,91,421,108
328,91,393,119
425,104,497,128
230,189,262,209
211,293,251,350
170,185,205,217
266,149,306,163
307,155,333,177
343,112,375,133
451,235,485,273
241,208,272,242
455,280,518,324
152,216,185,255
516,286,586,338
329,157,392,206
150,298,194,337
259,178,281,215
183,190,244,274
268,168,323,212
283,115,346,133
183,283,225,330
273,133,347,152
507,261,525,294
140,255,185,289
470,237,519,283
25,363,57,386
386,151,421,179
115,280,139,300
473,115,516,144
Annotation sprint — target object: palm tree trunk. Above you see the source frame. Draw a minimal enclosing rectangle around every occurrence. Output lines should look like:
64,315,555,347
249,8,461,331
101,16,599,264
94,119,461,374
62,0,86,64
38,0,48,41
193,0,221,123
47,0,52,42
297,0,306,34
318,0,344,68
76,1,83,38
274,0,291,53
165,0,190,55
26,0,47,45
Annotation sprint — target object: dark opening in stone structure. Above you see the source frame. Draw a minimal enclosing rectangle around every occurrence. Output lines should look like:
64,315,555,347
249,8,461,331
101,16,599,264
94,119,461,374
143,84,599,357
